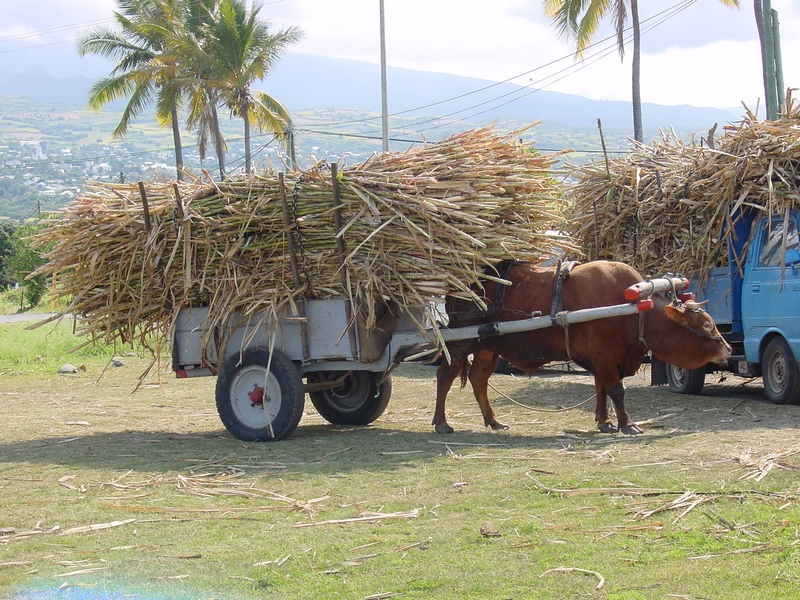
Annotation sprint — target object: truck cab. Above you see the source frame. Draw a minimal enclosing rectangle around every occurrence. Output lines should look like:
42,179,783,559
655,209,800,404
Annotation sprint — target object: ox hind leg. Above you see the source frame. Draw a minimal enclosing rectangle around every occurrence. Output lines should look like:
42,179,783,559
593,372,643,435
468,350,509,431
433,341,473,433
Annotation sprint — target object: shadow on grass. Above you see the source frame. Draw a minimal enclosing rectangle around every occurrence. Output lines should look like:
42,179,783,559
0,424,591,475
2,389,789,478
1,360,793,476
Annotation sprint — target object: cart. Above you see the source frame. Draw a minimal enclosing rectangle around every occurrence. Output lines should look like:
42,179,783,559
172,275,687,441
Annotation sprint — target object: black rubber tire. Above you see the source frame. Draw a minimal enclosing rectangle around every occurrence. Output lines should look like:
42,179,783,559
307,371,392,425
666,364,706,395
215,347,305,441
762,337,800,405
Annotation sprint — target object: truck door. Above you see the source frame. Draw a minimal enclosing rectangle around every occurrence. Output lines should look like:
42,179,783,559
741,211,800,363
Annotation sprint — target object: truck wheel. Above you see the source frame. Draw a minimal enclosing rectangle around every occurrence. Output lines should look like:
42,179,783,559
215,347,304,441
307,371,392,425
762,337,800,405
666,364,706,395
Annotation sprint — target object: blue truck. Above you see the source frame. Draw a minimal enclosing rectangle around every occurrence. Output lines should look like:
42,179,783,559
652,208,800,404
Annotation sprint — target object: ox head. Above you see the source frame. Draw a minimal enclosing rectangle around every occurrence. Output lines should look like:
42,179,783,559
659,300,732,368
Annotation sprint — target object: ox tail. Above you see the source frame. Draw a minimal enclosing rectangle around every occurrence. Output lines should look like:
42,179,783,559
459,357,471,389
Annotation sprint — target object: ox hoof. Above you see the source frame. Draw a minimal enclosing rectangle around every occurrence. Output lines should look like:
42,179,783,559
621,424,644,435
597,422,619,434
488,421,509,431
435,423,455,434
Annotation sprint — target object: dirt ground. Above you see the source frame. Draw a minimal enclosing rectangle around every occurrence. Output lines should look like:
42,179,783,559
3,357,798,455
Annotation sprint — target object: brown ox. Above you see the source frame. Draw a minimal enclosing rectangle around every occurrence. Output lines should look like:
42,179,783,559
434,260,731,434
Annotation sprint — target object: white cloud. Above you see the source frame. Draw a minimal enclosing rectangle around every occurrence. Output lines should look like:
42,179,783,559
0,0,798,109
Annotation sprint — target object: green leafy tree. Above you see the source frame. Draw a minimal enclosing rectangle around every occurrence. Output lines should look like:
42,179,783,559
543,0,740,142
4,224,49,308
177,0,302,175
203,0,302,173
78,0,188,180
0,221,17,289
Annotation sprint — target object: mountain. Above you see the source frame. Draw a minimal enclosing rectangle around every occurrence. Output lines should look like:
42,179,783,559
0,52,741,133
259,53,741,132
0,67,99,107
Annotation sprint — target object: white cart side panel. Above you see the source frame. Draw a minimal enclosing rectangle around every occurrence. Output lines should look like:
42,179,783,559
304,299,356,360
174,307,218,367
222,299,357,363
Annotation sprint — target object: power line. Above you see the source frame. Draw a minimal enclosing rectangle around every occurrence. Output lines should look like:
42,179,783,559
296,127,624,155
0,18,116,44
308,0,697,132
398,0,696,138
341,0,697,141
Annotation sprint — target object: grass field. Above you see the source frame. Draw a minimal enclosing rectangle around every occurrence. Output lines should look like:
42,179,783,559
1,321,799,599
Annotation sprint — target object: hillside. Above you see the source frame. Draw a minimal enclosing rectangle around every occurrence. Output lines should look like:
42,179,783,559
0,52,748,221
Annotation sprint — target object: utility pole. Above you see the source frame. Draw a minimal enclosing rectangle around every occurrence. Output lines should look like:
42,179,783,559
286,124,297,171
379,0,389,152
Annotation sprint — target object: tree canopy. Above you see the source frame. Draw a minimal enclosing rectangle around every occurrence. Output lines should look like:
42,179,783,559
78,0,302,179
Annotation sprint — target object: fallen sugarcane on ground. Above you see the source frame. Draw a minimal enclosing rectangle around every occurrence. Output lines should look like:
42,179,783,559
31,125,575,358
567,93,800,278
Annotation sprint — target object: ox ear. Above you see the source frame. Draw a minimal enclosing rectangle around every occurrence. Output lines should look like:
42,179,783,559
664,303,691,327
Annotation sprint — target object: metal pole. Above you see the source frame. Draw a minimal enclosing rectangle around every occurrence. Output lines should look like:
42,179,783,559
287,124,297,171
772,9,785,115
439,301,653,344
379,0,389,152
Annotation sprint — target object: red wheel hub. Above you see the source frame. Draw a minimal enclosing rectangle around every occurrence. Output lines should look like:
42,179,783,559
248,386,264,406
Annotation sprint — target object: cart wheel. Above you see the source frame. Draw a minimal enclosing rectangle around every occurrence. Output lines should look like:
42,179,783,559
666,364,706,395
307,371,391,425
762,337,800,405
215,347,304,441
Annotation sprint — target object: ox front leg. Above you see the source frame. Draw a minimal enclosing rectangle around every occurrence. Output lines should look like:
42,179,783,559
469,350,509,431
594,378,618,434
433,343,471,434
608,381,644,435
606,381,643,435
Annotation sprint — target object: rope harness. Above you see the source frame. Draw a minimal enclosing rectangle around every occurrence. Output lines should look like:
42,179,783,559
550,260,580,362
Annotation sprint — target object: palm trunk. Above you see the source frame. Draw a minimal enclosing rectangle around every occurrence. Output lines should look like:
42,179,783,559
170,103,184,181
630,0,643,143
243,104,252,174
211,103,226,180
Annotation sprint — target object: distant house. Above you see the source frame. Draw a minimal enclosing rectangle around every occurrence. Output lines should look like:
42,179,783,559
91,163,112,177
20,141,46,161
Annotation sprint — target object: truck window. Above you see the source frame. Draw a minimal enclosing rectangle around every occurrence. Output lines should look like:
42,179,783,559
758,217,799,267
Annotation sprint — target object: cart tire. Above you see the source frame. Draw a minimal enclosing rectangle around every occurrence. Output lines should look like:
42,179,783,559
215,347,304,441
762,337,800,405
308,371,391,425
666,364,706,395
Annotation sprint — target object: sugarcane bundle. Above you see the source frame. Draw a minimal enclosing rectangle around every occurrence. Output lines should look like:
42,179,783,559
567,93,800,277
32,125,575,355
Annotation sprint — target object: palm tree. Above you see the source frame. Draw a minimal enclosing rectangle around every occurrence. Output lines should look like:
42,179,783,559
543,0,740,143
183,0,303,175
78,0,188,180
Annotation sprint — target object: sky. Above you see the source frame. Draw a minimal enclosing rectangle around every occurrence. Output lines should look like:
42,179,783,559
0,0,798,112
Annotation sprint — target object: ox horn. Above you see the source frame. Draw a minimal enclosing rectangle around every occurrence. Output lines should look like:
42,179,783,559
684,299,709,311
